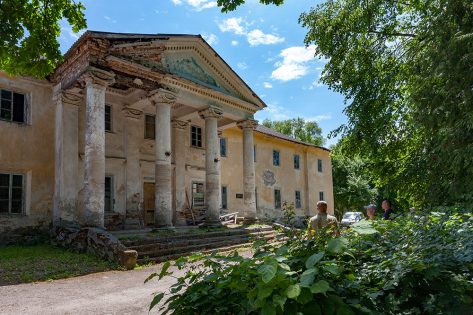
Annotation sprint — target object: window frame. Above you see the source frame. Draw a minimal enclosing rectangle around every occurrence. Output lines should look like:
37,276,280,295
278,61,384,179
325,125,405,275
273,150,280,167
220,138,227,157
221,186,228,209
0,88,27,124
294,154,300,170
105,104,112,132
254,145,257,162
192,182,205,208
295,190,302,209
191,125,203,148
274,188,281,209
317,159,323,173
0,173,24,214
319,191,325,201
144,114,156,140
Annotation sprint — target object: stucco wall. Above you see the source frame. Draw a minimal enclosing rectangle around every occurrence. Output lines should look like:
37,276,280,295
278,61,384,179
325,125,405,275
0,74,54,232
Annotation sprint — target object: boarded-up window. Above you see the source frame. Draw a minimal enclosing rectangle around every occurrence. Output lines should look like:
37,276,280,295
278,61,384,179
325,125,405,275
145,115,155,139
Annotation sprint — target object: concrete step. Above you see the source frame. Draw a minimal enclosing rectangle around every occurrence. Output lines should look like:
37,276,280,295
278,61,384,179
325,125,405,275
137,233,280,264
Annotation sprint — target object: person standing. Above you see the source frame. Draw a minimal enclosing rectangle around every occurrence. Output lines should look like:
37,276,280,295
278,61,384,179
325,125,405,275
308,201,340,237
382,199,394,220
366,204,376,220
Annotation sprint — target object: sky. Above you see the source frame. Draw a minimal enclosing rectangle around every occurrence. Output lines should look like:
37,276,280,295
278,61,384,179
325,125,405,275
58,0,347,146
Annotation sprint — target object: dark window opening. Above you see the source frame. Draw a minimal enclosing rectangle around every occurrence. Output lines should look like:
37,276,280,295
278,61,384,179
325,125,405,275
191,126,202,148
192,182,205,207
105,176,113,212
294,154,300,169
319,191,324,201
105,105,112,132
1,89,26,123
220,138,227,157
295,191,301,209
221,186,228,209
318,159,323,172
145,114,156,139
274,189,281,209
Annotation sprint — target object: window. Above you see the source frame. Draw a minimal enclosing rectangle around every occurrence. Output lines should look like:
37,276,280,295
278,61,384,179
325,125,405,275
319,191,324,201
294,154,300,169
0,173,24,214
1,89,26,123
191,125,202,147
145,114,155,139
295,191,301,209
254,145,257,162
317,159,323,172
105,105,112,132
221,186,228,209
220,138,227,157
192,182,205,207
273,150,280,166
104,176,113,212
274,189,281,209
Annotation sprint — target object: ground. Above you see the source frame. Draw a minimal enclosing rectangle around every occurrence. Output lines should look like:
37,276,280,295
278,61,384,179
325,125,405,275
0,261,181,314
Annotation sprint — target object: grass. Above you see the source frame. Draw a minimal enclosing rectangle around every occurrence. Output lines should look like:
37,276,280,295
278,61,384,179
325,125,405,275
0,244,120,286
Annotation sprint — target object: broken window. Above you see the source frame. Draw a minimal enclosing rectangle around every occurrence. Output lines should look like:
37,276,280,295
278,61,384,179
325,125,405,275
0,89,26,123
0,173,24,214
145,114,155,139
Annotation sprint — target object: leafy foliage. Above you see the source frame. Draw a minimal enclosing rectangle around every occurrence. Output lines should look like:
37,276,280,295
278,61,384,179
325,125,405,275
149,208,473,314
0,0,87,78
150,209,473,314
262,117,325,146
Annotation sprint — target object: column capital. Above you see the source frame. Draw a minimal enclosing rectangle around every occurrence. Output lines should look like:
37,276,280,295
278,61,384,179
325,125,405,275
122,107,143,120
54,90,83,107
237,119,259,130
172,119,189,130
149,89,177,105
198,106,223,120
82,67,115,88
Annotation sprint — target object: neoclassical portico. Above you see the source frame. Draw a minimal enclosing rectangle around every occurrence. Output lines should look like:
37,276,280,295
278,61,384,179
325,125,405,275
50,31,266,230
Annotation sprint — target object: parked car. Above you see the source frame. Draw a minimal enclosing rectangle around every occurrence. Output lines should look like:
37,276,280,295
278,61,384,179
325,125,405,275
341,212,364,227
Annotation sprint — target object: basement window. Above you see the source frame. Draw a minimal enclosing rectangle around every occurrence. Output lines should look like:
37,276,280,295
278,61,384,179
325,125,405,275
0,89,26,123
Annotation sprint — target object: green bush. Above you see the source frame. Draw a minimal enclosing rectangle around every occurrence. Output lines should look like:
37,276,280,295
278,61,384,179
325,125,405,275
149,208,473,314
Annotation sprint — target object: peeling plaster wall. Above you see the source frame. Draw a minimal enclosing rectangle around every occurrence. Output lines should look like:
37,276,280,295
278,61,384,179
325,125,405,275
0,74,54,233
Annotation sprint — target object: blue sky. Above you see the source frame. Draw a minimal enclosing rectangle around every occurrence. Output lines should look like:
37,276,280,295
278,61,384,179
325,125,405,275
59,0,346,146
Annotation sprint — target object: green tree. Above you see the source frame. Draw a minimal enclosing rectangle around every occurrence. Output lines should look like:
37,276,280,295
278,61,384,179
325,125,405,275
220,0,473,207
262,117,325,146
0,0,86,78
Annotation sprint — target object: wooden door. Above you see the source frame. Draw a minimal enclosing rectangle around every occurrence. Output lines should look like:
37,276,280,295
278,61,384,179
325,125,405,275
143,182,155,226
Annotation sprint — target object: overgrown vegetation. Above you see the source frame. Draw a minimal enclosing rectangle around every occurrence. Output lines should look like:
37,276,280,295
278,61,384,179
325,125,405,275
148,208,473,314
0,244,119,285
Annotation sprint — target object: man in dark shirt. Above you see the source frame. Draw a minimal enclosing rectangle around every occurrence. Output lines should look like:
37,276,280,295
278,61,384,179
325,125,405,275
382,199,394,220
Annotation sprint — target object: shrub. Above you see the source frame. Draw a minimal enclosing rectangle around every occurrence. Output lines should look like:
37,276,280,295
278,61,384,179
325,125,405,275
148,208,473,314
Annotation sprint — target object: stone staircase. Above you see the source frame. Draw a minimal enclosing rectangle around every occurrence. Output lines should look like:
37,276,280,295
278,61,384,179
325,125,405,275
116,226,280,264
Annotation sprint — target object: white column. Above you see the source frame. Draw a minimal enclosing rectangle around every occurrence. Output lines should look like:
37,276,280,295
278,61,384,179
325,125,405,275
199,107,223,227
150,89,175,227
82,68,115,228
53,89,81,227
238,119,258,222
123,107,143,214
172,120,189,225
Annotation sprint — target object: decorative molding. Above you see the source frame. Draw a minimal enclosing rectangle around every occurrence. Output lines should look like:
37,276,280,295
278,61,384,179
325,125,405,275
237,119,259,130
172,120,189,130
82,67,116,87
62,91,83,107
198,106,223,120
122,107,143,120
148,88,177,105
262,170,276,187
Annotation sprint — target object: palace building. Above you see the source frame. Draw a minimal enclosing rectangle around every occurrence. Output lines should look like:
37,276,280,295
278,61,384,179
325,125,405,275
0,31,333,233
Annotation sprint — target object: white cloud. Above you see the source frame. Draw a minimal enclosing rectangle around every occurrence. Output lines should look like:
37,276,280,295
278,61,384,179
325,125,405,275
271,45,317,81
304,114,332,122
231,40,239,46
171,0,216,11
218,18,284,46
247,29,284,46
263,82,273,88
202,33,218,46
218,17,246,35
262,103,291,120
104,16,117,23
237,62,248,70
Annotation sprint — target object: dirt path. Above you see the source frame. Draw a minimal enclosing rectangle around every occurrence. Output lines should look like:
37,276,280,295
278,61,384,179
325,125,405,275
0,262,182,315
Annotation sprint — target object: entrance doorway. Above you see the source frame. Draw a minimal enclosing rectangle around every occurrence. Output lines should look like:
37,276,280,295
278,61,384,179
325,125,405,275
143,182,155,226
